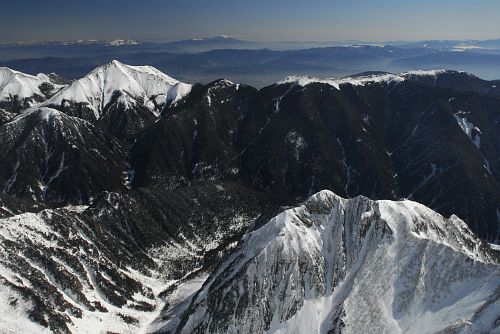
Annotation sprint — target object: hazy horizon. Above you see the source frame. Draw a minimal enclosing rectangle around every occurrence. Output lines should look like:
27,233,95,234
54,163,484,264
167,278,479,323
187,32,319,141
3,35,500,45
2,0,500,43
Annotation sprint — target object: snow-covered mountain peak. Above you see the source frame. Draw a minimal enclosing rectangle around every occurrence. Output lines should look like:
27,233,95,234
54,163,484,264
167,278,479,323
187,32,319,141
91,59,179,86
170,190,499,333
3,107,94,147
41,60,192,118
269,190,493,263
0,67,63,102
107,39,141,46
301,190,494,262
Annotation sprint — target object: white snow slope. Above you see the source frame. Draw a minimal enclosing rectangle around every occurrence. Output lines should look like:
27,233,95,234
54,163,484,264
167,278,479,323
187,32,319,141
0,67,63,104
40,60,191,118
0,205,164,334
279,70,447,89
171,191,500,334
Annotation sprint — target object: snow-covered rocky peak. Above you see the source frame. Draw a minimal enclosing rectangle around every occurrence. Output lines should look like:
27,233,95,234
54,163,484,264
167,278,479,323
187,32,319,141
168,190,499,333
279,70,449,89
42,60,192,118
0,67,64,104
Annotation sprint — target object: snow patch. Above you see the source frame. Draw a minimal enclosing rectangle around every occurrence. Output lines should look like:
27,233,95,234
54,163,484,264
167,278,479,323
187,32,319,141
453,113,481,149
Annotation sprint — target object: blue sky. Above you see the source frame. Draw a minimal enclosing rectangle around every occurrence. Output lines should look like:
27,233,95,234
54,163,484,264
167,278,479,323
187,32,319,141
1,0,499,42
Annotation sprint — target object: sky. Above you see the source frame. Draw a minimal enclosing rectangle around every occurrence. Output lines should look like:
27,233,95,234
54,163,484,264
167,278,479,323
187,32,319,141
1,0,499,43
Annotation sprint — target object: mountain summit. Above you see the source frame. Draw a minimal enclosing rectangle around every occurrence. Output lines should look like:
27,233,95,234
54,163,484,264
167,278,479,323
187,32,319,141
40,60,191,137
42,60,190,116
166,191,499,333
0,67,65,120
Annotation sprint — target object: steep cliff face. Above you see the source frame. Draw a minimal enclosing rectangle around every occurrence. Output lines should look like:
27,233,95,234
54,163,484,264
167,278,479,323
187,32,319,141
168,191,499,334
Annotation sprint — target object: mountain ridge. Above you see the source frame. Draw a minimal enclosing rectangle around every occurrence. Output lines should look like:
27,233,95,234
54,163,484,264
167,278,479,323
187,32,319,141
0,189,497,334
0,62,499,333
152,191,499,333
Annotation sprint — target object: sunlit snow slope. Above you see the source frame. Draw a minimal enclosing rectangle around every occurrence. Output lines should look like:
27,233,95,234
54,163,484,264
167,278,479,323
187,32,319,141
36,60,191,138
169,191,499,334
41,60,191,119
0,67,65,120
0,182,281,334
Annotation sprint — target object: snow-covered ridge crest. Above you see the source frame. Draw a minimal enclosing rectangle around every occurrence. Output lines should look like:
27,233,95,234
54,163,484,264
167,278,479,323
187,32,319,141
279,73,404,89
0,67,64,102
279,69,448,89
172,190,499,333
11,106,85,124
41,60,192,118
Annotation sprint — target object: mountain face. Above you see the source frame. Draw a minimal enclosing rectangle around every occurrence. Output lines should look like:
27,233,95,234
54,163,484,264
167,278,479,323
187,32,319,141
0,192,46,218
2,188,496,333
0,62,192,206
404,70,500,98
0,181,289,334
0,63,499,333
166,191,499,334
0,107,127,203
41,60,192,138
130,71,500,242
0,67,65,118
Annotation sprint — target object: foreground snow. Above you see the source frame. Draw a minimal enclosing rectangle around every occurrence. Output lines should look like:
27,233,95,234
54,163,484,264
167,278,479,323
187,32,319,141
0,185,262,334
169,191,499,333
0,206,166,334
0,191,498,333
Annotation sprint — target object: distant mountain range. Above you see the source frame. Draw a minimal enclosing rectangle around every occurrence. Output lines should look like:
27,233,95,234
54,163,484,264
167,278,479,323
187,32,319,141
1,37,500,87
3,36,500,51
389,38,500,51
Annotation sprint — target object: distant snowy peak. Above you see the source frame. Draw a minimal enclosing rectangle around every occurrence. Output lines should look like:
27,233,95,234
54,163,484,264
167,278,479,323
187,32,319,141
451,43,487,52
42,60,191,118
107,39,141,46
190,35,232,41
279,69,449,89
0,67,64,103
